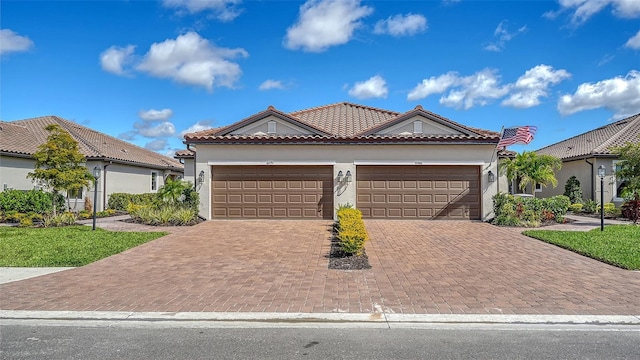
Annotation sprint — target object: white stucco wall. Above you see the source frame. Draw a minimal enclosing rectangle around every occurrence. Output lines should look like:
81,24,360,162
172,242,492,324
0,155,37,191
194,143,499,221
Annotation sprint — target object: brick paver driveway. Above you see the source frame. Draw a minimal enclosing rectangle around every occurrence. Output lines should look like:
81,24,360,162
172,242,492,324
1,220,639,314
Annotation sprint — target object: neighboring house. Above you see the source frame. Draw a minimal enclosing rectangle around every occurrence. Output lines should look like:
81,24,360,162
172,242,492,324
536,113,640,206
182,102,501,221
0,116,184,211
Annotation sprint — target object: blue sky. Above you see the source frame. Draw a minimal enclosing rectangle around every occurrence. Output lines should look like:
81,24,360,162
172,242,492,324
2,0,639,156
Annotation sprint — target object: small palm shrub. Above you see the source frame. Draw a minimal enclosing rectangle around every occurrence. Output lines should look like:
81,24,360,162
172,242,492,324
43,212,78,227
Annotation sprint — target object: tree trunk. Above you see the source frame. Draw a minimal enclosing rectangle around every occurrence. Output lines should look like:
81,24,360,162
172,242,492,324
52,190,58,217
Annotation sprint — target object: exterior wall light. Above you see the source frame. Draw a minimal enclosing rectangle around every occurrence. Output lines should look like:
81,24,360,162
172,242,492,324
198,170,205,185
487,170,495,183
345,170,352,182
337,170,344,183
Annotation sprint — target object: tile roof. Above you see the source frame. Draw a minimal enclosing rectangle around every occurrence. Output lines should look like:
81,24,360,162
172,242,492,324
184,102,500,144
536,113,640,160
1,116,183,171
174,148,195,158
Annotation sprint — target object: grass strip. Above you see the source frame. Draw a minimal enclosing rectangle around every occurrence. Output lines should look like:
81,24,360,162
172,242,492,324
0,226,167,267
523,225,640,270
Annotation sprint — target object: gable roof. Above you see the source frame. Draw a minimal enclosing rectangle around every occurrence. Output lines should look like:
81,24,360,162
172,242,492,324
536,113,640,160
1,116,183,171
184,102,500,144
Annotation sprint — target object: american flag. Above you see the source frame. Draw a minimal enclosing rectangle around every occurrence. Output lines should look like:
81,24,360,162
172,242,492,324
497,126,537,148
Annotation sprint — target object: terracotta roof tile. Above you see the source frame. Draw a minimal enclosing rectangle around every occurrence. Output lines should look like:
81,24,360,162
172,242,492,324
0,116,183,171
174,148,195,158
536,113,640,160
184,102,499,145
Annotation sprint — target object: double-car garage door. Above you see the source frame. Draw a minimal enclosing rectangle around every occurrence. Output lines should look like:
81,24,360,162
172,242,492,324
211,165,480,220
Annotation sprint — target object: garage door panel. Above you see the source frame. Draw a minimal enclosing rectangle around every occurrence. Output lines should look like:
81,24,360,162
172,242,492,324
212,166,333,219
357,165,480,220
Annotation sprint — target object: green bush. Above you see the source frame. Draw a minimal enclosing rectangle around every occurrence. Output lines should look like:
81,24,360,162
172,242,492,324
563,176,583,204
568,203,584,213
108,193,156,211
128,204,198,226
0,189,65,215
43,212,78,228
336,207,369,255
492,192,570,227
18,217,33,227
583,199,598,214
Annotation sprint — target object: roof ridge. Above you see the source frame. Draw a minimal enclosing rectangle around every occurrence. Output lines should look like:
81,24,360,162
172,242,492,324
289,101,401,117
593,113,640,153
52,116,105,157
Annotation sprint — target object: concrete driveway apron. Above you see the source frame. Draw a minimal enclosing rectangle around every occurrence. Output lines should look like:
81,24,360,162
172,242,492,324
1,220,639,314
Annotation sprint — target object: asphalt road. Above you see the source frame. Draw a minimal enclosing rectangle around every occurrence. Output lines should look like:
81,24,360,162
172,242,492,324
2,323,639,359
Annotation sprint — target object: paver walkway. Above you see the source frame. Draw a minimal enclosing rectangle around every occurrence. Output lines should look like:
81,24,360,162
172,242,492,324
1,220,639,315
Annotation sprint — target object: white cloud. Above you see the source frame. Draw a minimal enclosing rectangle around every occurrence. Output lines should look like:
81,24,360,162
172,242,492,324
625,30,640,49
373,13,427,37
138,108,174,121
135,32,248,90
284,0,373,52
502,65,571,108
100,45,135,75
145,139,169,151
556,0,640,25
0,29,34,55
484,20,526,52
162,0,242,21
259,79,285,90
180,120,213,138
407,72,465,102
558,70,640,119
439,69,510,109
348,75,388,99
134,121,176,137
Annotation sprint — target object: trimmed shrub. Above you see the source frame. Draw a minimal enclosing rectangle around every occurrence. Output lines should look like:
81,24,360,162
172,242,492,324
336,207,369,256
492,192,570,227
568,203,583,213
108,193,156,211
0,189,64,215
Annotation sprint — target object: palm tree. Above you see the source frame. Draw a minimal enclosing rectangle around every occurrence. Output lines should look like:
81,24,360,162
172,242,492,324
499,151,562,196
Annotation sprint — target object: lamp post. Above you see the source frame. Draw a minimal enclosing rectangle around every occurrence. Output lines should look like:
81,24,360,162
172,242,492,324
92,166,101,231
598,165,605,232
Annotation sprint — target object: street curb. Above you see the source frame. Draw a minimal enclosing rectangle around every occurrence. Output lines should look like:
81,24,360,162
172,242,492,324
2,310,639,325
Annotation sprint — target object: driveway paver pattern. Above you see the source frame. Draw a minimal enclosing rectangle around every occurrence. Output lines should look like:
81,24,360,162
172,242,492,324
1,220,639,315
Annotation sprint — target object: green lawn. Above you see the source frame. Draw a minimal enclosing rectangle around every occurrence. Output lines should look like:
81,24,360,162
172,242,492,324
0,226,167,267
523,225,640,270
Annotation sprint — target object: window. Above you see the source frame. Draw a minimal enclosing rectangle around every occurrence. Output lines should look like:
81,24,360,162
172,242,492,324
68,188,83,200
267,121,277,134
535,183,542,193
151,172,158,191
614,161,627,201
413,121,423,134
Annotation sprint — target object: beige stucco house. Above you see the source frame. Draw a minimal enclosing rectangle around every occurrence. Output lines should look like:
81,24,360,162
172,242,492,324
536,112,640,206
183,102,502,221
0,116,184,211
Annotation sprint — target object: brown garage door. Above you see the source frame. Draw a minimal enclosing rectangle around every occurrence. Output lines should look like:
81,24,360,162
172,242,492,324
212,165,333,219
357,165,480,220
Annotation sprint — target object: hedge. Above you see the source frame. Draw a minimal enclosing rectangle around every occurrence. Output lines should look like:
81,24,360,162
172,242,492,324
0,189,65,215
107,193,156,211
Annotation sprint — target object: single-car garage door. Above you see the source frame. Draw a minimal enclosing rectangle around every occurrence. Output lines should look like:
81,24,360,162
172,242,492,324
212,165,333,219
357,165,480,220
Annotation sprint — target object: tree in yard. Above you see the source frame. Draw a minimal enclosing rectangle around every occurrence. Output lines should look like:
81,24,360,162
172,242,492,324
27,124,93,216
499,151,562,196
563,176,583,204
612,141,640,223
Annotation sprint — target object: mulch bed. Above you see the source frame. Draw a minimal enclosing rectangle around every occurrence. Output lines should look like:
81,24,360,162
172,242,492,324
327,237,371,270
123,217,205,226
